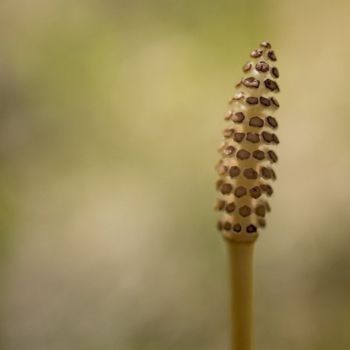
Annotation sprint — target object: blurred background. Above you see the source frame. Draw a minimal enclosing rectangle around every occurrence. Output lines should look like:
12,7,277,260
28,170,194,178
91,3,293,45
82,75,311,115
1,0,350,349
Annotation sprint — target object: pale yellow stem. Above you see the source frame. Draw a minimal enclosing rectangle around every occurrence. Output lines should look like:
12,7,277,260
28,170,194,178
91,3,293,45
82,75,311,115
227,241,255,350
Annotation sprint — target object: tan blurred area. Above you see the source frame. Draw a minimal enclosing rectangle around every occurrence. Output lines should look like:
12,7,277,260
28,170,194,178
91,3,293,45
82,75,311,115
1,0,350,349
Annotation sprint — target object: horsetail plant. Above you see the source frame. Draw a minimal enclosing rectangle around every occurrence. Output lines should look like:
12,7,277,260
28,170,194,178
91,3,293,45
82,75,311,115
215,41,280,350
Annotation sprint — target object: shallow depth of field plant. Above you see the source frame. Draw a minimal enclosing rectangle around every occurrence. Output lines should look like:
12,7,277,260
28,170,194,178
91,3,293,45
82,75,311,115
3,1,350,349
215,41,280,350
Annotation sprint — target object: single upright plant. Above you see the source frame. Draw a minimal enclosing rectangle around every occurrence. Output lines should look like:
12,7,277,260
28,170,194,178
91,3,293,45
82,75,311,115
215,41,280,350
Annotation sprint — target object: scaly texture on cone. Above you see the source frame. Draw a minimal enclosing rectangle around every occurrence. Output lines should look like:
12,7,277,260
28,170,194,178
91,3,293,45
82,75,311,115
215,41,280,243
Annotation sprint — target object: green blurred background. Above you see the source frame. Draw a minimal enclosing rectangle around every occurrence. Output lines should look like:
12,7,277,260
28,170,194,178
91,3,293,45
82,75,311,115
1,0,350,349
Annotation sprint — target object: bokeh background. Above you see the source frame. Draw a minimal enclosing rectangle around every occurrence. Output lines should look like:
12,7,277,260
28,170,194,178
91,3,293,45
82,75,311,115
1,0,350,349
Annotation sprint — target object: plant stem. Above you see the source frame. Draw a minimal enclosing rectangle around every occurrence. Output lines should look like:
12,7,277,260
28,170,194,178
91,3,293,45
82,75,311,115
227,241,255,350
